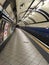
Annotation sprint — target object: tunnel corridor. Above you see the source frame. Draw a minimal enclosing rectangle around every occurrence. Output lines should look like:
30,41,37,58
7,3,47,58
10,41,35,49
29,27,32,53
0,0,49,65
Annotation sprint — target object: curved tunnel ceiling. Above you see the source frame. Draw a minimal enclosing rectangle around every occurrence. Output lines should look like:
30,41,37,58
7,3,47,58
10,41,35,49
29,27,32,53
0,0,49,26
21,0,49,25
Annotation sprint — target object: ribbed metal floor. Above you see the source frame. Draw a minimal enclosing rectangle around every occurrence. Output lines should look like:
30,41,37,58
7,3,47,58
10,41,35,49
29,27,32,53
0,28,49,65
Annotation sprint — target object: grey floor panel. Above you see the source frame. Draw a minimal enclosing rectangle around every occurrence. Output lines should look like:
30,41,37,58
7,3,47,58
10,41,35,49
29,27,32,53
0,28,49,65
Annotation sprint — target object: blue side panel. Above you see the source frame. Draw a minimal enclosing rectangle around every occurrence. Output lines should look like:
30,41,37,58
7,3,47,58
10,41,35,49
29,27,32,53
21,26,49,46
25,27,49,38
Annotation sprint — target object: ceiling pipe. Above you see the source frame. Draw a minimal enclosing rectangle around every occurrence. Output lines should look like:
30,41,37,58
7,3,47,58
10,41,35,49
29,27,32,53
22,0,35,18
22,0,44,19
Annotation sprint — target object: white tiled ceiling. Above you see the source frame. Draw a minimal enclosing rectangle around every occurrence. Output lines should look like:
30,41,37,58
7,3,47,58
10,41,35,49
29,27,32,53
6,4,16,23
0,0,49,26
0,0,5,5
16,0,33,19
0,0,33,23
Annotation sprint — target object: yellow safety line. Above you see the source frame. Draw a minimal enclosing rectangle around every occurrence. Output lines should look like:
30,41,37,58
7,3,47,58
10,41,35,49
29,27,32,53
22,30,49,53
31,36,49,53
